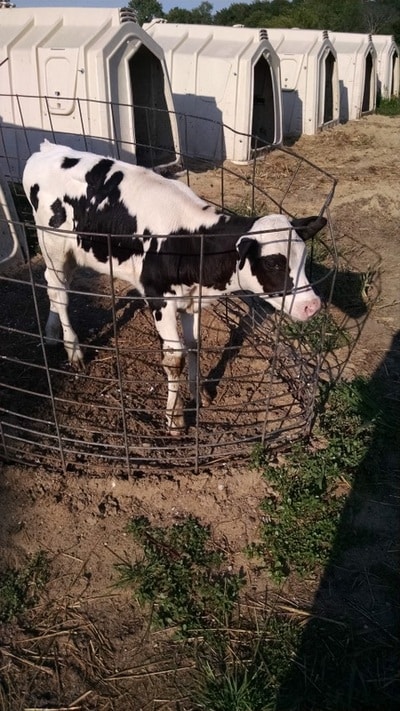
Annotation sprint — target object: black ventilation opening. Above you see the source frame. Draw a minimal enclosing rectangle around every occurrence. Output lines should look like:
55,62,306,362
129,45,176,167
362,51,373,112
251,55,275,149
323,51,335,123
391,52,399,95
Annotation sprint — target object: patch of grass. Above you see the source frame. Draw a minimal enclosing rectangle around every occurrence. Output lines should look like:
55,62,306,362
327,266,376,319
195,658,271,711
318,377,380,442
206,374,397,707
282,312,350,353
248,470,344,580
194,614,302,711
249,378,377,580
117,513,305,710
193,600,399,711
0,551,50,622
112,377,395,710
376,96,400,116
307,236,332,264
116,515,246,635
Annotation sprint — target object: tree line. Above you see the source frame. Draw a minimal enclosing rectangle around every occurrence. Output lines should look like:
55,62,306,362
128,0,400,42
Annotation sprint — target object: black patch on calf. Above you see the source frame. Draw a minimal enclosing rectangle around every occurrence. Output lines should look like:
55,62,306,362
85,159,123,206
60,158,142,264
140,214,259,298
30,184,39,212
64,159,141,263
76,233,144,264
237,237,257,270
290,216,327,241
173,214,258,238
250,252,294,295
61,157,80,169
144,281,167,321
241,240,294,295
49,198,67,228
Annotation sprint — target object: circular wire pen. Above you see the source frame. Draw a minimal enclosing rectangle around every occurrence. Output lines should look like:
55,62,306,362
0,101,338,475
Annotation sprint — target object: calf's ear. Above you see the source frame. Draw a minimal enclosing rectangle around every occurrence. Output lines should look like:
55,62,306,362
236,237,258,270
290,215,327,241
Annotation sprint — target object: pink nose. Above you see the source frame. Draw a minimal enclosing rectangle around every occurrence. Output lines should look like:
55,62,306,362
303,296,321,319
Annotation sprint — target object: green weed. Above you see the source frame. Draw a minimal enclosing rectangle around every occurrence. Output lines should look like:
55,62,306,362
282,312,350,353
376,96,400,116
116,515,246,635
0,551,50,622
249,378,377,580
194,615,301,711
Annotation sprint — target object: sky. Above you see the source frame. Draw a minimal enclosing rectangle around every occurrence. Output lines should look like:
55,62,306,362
11,1,247,15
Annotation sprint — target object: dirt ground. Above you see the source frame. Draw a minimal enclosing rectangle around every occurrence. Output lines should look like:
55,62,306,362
0,113,399,708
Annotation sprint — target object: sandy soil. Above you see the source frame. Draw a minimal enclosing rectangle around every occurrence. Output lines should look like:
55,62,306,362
0,113,399,708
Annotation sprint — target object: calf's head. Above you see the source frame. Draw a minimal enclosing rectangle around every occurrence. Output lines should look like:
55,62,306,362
236,214,326,322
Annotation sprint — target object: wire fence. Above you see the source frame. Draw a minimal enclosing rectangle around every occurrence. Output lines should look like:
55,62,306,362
0,97,338,475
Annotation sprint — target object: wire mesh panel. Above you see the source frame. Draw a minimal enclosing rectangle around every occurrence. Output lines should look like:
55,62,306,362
0,99,337,475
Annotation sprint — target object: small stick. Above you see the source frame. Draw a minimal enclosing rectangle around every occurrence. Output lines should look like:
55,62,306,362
1,648,53,675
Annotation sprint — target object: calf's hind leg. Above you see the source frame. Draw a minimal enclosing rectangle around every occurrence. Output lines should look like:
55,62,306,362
180,310,211,407
151,301,185,435
40,242,84,365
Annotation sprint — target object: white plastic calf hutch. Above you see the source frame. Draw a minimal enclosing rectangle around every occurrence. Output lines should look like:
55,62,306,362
372,34,400,99
266,28,339,138
143,20,282,163
328,32,377,122
0,168,25,274
0,5,180,180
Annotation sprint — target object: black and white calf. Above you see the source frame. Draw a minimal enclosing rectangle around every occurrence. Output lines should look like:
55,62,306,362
23,141,326,434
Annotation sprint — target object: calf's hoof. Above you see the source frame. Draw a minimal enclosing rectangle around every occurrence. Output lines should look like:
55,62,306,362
168,425,185,438
200,386,212,407
167,414,185,437
67,348,86,372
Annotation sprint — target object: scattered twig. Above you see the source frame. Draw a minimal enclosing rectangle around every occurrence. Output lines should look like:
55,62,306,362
1,648,53,675
21,625,83,643
276,604,347,627
67,689,94,707
374,299,400,310
24,707,81,710
105,663,195,681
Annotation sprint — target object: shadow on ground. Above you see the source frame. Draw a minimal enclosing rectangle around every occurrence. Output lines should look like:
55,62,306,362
276,331,400,710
